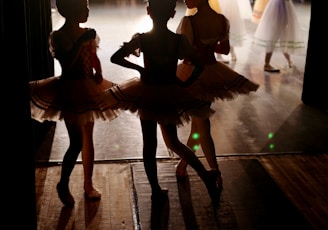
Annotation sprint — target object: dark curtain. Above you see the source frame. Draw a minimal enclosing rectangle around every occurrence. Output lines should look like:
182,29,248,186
0,0,53,229
302,0,327,111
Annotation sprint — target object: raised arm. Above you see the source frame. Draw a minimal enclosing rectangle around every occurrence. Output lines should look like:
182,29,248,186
110,33,144,75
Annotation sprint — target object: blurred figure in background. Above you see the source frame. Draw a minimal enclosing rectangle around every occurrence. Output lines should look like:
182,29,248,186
219,0,253,61
252,0,306,72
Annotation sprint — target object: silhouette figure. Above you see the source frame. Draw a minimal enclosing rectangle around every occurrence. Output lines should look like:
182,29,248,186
29,0,118,207
175,0,260,190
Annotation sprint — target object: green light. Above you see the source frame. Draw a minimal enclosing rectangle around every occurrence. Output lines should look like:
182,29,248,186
269,143,275,150
193,145,200,151
192,132,200,140
268,132,274,139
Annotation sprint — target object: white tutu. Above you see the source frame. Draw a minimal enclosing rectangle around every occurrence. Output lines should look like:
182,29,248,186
252,0,306,54
220,0,249,47
237,0,253,19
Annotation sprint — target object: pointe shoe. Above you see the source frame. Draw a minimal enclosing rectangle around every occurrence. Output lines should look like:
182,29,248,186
84,183,101,200
264,65,280,72
56,182,75,207
201,170,222,206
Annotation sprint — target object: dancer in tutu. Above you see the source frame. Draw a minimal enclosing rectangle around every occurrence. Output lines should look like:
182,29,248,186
184,0,229,63
252,0,306,72
219,0,253,61
186,0,252,62
29,0,118,207
175,0,259,188
107,0,222,206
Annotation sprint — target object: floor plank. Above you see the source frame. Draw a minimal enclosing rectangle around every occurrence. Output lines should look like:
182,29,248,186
36,164,135,230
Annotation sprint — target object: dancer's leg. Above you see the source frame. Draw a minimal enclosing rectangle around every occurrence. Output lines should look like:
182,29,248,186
160,123,221,204
175,118,200,178
264,52,280,72
81,121,101,199
283,52,293,67
57,120,82,207
141,119,161,193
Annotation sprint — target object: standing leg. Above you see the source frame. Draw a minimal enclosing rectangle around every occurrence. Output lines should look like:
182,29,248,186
195,117,223,189
175,118,200,180
140,119,166,200
283,52,293,67
160,123,221,205
176,117,222,189
57,119,82,207
196,118,218,170
81,121,101,199
264,52,280,72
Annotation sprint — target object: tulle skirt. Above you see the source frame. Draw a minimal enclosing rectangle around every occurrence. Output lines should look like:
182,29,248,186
102,77,214,126
177,61,260,102
220,0,248,47
30,76,119,124
238,0,253,19
252,0,306,54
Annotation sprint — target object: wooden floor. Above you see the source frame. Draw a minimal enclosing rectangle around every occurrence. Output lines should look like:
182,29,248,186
35,154,328,230
34,1,328,229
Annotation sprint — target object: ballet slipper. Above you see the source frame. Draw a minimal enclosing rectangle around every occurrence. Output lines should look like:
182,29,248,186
264,64,280,72
57,182,75,207
200,170,222,206
84,182,101,199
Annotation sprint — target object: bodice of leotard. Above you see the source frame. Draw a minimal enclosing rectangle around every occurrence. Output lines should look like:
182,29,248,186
49,29,98,80
177,15,229,65
138,33,181,84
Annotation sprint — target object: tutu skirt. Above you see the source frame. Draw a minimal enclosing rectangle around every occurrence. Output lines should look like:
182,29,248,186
30,76,119,124
238,0,253,19
252,0,306,54
220,0,248,47
102,77,214,126
177,61,259,102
